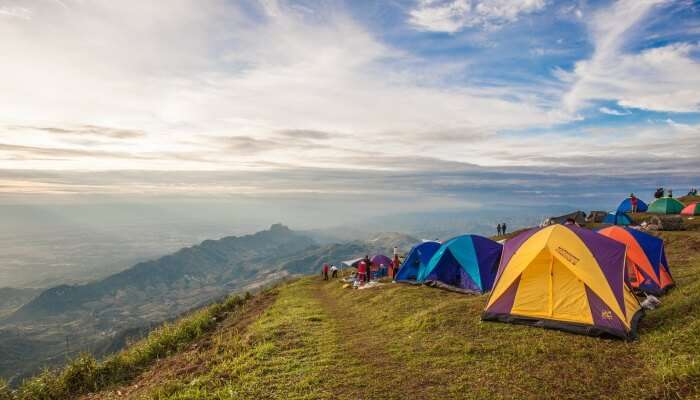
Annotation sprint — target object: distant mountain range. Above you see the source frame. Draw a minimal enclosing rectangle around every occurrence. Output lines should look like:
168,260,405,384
0,224,416,385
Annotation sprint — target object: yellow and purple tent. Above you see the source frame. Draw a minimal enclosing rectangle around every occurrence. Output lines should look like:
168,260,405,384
482,224,643,340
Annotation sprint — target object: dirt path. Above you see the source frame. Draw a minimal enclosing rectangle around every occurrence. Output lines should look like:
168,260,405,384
314,281,441,400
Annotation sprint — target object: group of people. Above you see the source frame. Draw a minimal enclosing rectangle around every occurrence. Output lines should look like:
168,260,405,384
496,223,508,236
321,263,339,280
357,255,373,283
654,188,673,199
322,247,402,284
653,187,698,199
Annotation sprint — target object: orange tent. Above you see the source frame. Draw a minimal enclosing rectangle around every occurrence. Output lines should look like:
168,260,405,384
598,226,674,295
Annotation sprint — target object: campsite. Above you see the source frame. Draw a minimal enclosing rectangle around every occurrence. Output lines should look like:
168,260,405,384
12,191,699,400
340,193,690,342
3,1,700,399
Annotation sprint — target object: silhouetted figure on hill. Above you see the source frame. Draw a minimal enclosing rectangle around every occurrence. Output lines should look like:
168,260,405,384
363,255,371,282
502,223,508,235
497,223,502,236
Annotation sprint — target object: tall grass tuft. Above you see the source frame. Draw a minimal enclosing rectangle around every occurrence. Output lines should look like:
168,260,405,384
0,379,12,400
12,293,247,400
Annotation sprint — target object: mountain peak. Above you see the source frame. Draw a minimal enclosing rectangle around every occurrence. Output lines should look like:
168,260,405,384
269,223,291,232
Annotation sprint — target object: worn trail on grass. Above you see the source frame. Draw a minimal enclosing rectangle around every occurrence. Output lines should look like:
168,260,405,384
314,281,437,400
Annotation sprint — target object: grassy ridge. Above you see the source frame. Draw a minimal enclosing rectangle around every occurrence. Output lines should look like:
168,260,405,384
112,230,700,399
143,279,365,399
1,293,251,400
5,225,700,399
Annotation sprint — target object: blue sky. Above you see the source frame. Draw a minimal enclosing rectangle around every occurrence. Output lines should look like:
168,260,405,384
0,0,699,215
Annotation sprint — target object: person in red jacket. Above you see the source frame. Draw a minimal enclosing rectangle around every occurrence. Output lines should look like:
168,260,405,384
322,263,329,280
357,261,367,284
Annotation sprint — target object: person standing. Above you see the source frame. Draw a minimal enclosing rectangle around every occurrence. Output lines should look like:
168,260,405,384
357,261,367,284
497,223,502,236
668,189,673,198
502,223,507,235
631,193,638,213
330,264,338,278
392,254,401,279
322,263,329,280
363,255,371,282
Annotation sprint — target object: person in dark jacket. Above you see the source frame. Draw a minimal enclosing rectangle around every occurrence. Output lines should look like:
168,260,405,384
497,223,502,236
362,255,371,282
502,223,508,235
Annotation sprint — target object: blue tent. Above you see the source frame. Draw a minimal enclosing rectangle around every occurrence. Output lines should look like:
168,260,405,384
395,241,441,282
417,235,502,294
603,211,632,226
617,197,648,213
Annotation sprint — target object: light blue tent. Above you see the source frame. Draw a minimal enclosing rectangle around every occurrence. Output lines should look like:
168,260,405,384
395,241,440,282
603,211,632,226
417,235,502,294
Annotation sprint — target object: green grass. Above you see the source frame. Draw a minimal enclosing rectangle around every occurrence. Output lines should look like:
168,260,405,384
8,293,249,400
0,380,12,400
131,231,700,400
143,279,368,400
10,230,700,399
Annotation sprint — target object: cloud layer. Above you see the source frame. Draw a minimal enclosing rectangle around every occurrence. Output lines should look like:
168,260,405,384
0,0,698,203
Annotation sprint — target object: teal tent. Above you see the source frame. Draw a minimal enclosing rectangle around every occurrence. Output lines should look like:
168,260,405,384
417,235,502,294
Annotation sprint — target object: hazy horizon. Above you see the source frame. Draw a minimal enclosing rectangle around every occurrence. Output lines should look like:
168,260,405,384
2,0,700,285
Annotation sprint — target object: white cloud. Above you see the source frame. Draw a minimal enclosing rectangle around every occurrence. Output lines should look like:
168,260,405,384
409,0,547,33
0,5,30,19
599,107,630,116
0,0,566,173
562,0,700,113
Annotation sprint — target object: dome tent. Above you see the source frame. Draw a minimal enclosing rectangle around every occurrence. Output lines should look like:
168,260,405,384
603,211,632,226
395,241,441,282
648,198,684,214
681,202,700,216
598,226,674,296
617,197,648,213
417,235,502,294
370,254,392,268
483,224,643,340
